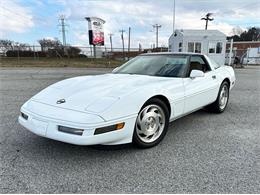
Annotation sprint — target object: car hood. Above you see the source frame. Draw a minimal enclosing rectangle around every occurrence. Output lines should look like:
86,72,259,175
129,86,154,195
31,73,178,114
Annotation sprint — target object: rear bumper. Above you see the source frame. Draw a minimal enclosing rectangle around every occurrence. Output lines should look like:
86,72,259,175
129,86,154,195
19,106,137,145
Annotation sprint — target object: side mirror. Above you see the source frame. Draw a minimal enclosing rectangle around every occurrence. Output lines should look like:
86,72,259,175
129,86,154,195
190,70,205,79
112,67,119,73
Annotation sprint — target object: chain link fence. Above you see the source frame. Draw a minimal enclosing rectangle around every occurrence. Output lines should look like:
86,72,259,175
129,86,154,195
1,44,258,67
0,45,169,67
225,48,260,65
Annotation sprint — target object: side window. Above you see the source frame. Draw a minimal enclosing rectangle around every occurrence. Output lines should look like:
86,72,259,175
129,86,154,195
189,56,211,74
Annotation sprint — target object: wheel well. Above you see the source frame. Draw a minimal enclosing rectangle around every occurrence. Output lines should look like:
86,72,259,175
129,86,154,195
223,78,231,88
148,95,171,116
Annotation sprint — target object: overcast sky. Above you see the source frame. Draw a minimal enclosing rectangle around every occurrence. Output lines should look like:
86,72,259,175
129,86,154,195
0,0,259,48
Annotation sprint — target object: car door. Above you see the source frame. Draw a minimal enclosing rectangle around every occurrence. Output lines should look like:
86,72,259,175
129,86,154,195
183,55,219,113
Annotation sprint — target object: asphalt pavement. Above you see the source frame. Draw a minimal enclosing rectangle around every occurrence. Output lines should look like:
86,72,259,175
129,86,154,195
0,66,259,193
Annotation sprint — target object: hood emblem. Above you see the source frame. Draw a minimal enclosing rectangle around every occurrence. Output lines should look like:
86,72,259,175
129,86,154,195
56,99,66,104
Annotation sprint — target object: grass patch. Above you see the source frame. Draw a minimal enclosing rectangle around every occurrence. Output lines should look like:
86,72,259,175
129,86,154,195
0,57,124,68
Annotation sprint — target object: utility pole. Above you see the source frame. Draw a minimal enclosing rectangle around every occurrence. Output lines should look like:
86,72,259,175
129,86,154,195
58,15,68,46
201,13,214,30
119,29,125,59
128,27,131,59
172,0,176,34
228,39,233,66
108,33,113,52
152,24,162,48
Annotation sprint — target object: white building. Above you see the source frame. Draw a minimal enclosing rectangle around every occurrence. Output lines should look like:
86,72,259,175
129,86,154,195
243,47,260,65
169,29,227,65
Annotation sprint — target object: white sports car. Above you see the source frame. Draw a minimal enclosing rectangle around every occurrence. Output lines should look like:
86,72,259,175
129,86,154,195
19,53,235,148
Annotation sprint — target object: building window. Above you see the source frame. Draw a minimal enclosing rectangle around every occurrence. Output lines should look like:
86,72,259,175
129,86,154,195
216,42,223,53
179,42,182,52
169,44,172,51
195,42,201,53
208,42,216,53
188,42,194,52
209,42,223,54
188,42,201,53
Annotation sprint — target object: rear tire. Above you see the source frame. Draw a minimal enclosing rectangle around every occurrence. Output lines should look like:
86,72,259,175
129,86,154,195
207,81,229,113
133,98,169,148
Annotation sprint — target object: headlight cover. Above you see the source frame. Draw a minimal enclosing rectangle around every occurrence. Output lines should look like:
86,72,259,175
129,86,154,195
85,96,120,113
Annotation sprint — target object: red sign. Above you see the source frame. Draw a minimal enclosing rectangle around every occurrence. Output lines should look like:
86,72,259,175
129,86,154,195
86,17,105,46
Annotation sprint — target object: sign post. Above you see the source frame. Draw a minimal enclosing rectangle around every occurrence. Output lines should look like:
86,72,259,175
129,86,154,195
85,17,106,58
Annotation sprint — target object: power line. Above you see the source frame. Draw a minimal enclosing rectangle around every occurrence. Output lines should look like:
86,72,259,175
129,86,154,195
0,5,50,22
225,22,260,25
0,6,32,21
233,2,260,11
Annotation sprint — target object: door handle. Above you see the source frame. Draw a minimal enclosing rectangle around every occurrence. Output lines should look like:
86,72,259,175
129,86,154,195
212,75,216,79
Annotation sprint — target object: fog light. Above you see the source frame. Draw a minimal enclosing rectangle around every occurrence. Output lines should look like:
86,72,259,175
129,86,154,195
21,112,28,120
94,122,125,135
58,125,84,136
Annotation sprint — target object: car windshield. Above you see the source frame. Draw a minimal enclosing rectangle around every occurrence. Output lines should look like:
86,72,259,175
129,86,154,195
205,55,221,69
113,55,189,77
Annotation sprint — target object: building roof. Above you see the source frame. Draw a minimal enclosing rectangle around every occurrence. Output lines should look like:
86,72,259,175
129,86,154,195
174,29,226,37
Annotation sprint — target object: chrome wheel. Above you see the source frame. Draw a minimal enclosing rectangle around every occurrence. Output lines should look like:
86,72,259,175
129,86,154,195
136,104,166,143
219,85,229,110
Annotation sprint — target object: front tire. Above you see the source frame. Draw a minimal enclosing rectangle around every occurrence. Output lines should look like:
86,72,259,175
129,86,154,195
133,98,169,148
207,81,230,113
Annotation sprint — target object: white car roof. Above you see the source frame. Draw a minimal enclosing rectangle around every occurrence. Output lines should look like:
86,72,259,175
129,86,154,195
140,52,205,56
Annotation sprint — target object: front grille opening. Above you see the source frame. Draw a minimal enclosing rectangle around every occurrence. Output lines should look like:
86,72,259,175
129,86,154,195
58,125,84,136
21,112,28,120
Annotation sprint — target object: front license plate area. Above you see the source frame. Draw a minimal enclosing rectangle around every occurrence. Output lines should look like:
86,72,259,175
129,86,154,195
31,118,48,136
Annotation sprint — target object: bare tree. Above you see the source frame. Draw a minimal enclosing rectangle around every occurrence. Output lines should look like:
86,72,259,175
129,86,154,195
232,26,244,36
228,27,260,41
0,39,14,51
38,38,62,52
19,43,31,51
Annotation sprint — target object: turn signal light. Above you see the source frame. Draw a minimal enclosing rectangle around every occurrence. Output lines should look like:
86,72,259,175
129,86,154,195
116,122,125,130
94,122,125,135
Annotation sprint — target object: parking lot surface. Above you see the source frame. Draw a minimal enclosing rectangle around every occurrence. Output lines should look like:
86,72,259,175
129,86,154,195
0,66,259,193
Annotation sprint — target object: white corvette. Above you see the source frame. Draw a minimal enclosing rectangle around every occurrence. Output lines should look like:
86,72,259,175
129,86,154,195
19,53,235,148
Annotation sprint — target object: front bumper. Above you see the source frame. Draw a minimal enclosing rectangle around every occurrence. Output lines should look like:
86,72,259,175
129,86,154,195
19,102,137,145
